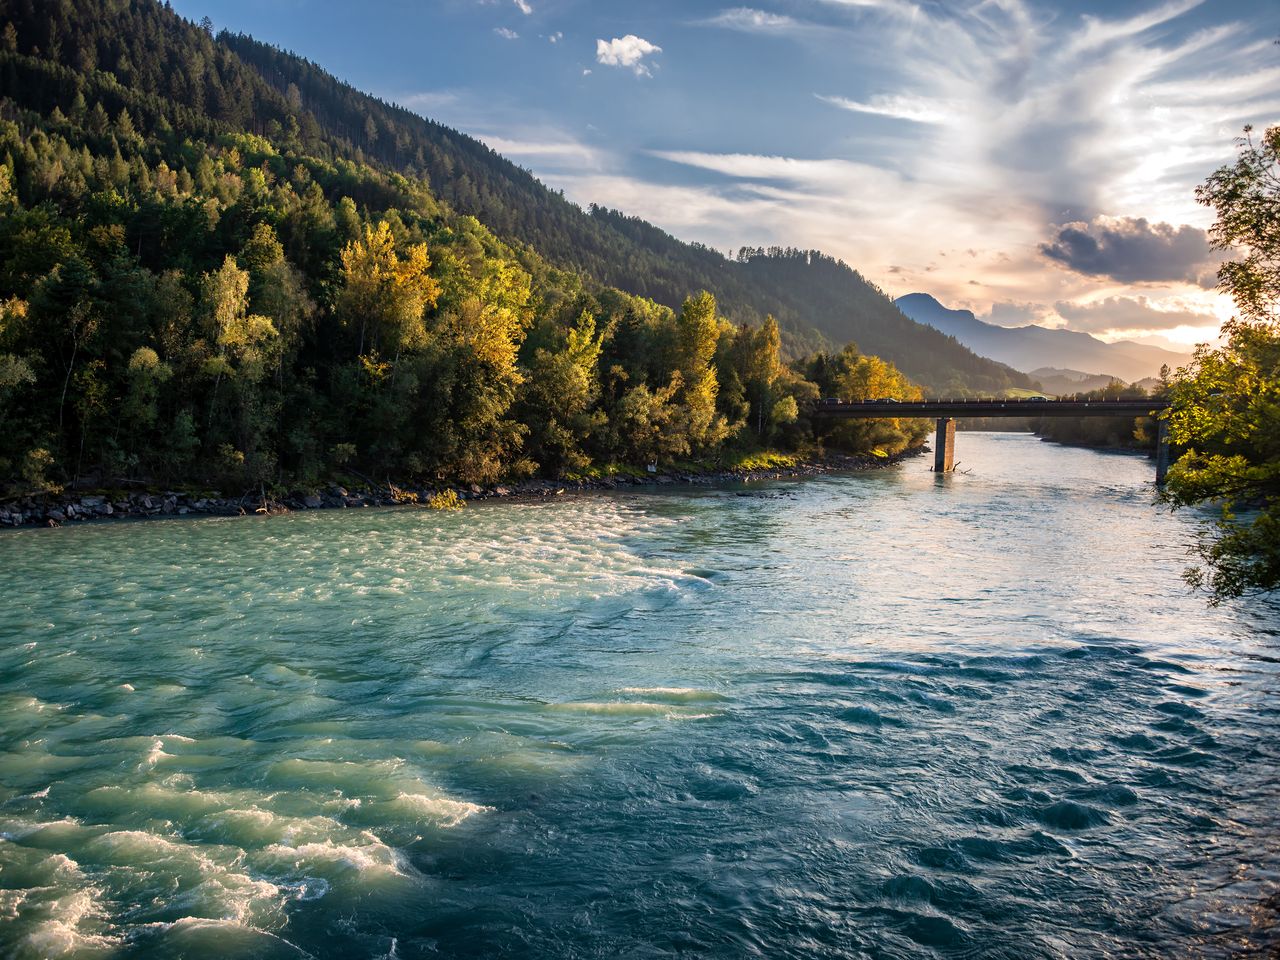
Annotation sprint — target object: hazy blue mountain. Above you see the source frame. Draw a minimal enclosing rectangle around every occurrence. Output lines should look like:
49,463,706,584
895,293,1191,383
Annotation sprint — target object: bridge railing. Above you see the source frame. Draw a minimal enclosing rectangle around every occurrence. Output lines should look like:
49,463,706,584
808,397,1169,419
812,397,1167,406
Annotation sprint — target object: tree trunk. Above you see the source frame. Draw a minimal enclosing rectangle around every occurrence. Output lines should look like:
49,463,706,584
58,339,79,433
75,416,87,482
208,370,222,432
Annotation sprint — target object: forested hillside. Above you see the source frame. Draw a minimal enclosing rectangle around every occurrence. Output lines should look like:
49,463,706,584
0,0,1012,494
1,0,1028,390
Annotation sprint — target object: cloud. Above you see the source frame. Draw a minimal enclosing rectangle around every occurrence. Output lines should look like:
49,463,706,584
817,93,953,124
513,0,532,13
807,3,1275,236
620,149,1034,279
702,8,802,32
494,26,519,39
984,301,1049,327
479,135,603,170
549,174,777,233
650,150,865,184
1053,295,1218,333
548,31,563,43
816,0,916,10
1070,0,1203,53
595,35,662,76
1039,216,1219,286
395,90,459,113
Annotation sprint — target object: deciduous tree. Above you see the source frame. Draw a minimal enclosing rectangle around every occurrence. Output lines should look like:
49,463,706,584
1164,125,1280,602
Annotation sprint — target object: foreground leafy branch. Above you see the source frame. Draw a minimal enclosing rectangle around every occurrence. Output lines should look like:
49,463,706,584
1164,125,1280,603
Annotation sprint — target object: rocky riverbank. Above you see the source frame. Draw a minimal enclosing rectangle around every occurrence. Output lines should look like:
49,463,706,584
0,448,923,529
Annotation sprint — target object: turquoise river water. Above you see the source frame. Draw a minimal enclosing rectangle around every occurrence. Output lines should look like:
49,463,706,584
1,432,1279,959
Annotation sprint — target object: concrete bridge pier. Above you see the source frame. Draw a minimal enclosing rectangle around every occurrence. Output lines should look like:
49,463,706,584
934,417,956,473
1155,417,1171,485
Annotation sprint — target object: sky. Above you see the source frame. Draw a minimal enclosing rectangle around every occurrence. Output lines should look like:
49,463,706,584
171,0,1280,349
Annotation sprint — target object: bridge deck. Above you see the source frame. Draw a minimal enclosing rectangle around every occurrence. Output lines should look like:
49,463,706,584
812,399,1168,419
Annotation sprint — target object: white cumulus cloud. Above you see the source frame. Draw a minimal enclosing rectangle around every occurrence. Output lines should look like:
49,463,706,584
494,26,519,39
595,35,663,76
513,0,532,14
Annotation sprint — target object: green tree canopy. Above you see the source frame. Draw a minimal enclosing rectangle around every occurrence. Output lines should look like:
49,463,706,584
1164,125,1280,603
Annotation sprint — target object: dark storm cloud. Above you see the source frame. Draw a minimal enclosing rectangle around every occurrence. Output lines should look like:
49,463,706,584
1039,217,1220,287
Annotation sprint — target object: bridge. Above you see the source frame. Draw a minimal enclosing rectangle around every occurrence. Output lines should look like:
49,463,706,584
811,397,1173,482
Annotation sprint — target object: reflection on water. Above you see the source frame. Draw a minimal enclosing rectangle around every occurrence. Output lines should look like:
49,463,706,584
1,433,1278,958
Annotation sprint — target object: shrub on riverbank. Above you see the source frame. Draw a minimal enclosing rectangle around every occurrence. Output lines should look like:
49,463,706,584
426,489,464,511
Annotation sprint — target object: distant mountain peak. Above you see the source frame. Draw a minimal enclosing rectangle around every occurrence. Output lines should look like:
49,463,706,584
896,292,970,315
897,292,946,307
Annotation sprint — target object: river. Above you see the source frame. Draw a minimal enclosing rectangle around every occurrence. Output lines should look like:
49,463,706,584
1,432,1278,959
